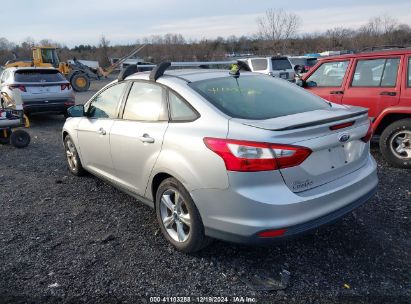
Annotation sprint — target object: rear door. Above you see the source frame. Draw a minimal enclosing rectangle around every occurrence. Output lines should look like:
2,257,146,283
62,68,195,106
110,81,169,196
341,56,402,120
77,82,128,178
402,55,411,106
304,60,352,103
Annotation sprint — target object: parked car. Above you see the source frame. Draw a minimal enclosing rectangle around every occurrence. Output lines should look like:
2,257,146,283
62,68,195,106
0,67,75,116
298,48,411,168
289,56,318,73
240,56,296,81
63,64,377,252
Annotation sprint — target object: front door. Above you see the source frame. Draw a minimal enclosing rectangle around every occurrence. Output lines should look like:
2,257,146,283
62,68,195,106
110,81,169,196
304,60,351,104
77,82,128,178
341,57,401,120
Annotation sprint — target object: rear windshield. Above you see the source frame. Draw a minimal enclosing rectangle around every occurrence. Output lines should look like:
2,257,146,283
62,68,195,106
14,70,65,83
271,58,292,70
189,75,329,120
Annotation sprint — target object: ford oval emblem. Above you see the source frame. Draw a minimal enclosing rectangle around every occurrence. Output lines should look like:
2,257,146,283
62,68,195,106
339,134,350,142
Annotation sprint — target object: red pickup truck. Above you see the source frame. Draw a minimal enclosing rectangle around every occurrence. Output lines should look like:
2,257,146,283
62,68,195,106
299,48,411,168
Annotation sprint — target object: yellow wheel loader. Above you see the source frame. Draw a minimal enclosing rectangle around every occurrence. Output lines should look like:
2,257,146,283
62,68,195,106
5,46,97,92
5,45,147,92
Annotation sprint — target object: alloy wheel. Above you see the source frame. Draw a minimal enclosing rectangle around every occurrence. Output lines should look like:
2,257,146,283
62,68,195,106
159,189,191,242
390,130,411,159
65,139,78,171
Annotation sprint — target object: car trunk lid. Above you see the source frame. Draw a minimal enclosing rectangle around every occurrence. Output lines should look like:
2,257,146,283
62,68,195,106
228,106,370,192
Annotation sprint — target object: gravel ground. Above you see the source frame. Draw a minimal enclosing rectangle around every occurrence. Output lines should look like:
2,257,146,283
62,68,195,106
0,79,410,303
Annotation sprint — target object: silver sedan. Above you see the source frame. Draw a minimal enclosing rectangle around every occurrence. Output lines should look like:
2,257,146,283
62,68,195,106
62,65,378,252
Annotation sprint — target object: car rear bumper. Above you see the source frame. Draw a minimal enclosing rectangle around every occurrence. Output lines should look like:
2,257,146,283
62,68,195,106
190,155,378,245
23,99,75,114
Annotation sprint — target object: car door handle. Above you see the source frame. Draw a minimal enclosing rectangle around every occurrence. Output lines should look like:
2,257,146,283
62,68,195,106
98,127,106,135
330,90,344,95
380,91,396,96
139,133,155,143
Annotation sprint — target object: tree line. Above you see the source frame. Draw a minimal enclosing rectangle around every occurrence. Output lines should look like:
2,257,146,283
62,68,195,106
0,10,410,67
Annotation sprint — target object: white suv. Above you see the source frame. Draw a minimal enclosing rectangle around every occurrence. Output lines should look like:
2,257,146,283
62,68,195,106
240,56,296,81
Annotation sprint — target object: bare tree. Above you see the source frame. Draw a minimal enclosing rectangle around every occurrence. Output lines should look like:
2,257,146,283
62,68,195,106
357,15,399,47
257,8,302,53
325,27,355,49
98,35,111,66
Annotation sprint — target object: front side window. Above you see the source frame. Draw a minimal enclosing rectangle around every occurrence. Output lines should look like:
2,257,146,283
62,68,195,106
251,59,268,71
122,82,167,121
189,75,329,120
351,58,400,87
41,49,59,66
307,61,349,87
88,82,127,119
169,92,198,121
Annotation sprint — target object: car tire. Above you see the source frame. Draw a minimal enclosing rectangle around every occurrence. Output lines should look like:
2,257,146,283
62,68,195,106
380,119,411,169
10,129,30,148
64,135,86,176
155,177,211,253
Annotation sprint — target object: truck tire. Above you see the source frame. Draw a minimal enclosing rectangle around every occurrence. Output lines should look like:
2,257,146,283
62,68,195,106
71,73,90,92
380,118,411,169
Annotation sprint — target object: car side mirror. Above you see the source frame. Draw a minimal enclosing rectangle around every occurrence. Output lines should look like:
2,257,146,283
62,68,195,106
67,104,85,117
306,81,318,88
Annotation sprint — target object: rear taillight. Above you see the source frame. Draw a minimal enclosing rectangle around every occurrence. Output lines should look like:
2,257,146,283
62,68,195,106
203,138,312,172
361,120,373,143
61,83,71,90
8,85,26,92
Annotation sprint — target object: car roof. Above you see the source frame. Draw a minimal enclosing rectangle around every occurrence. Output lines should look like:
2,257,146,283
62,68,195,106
126,69,257,83
319,48,411,62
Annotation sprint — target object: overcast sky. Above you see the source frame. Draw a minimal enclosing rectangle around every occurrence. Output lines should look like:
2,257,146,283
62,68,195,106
3,0,411,47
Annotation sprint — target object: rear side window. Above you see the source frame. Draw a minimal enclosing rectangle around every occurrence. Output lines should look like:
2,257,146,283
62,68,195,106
189,75,329,120
123,82,167,121
307,61,349,87
169,92,198,121
271,58,292,70
352,58,400,87
408,58,411,87
14,70,65,82
250,59,268,71
88,82,127,119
